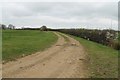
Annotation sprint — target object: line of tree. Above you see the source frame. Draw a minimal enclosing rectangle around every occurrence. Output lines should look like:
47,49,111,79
0,24,15,30
51,28,120,50
17,25,48,31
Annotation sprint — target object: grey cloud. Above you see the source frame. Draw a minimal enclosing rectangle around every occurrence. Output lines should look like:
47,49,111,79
22,2,117,19
3,2,117,19
1,2,118,30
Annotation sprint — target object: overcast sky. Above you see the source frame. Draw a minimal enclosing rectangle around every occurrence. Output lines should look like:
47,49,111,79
1,1,118,30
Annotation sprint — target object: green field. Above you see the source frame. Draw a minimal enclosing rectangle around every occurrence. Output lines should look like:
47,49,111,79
72,36,118,78
2,30,58,62
118,32,120,40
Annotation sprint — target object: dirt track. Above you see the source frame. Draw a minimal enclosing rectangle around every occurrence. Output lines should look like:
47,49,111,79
3,32,88,78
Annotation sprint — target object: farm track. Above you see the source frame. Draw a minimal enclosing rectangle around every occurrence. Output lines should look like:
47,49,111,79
3,32,88,78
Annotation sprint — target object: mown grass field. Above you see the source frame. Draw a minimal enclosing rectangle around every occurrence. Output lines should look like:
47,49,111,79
2,30,58,62
70,35,118,78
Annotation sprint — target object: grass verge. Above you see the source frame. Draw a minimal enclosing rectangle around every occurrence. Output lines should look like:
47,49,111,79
69,34,118,78
2,30,58,62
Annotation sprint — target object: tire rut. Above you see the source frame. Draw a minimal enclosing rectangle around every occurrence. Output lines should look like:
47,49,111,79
3,32,88,78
